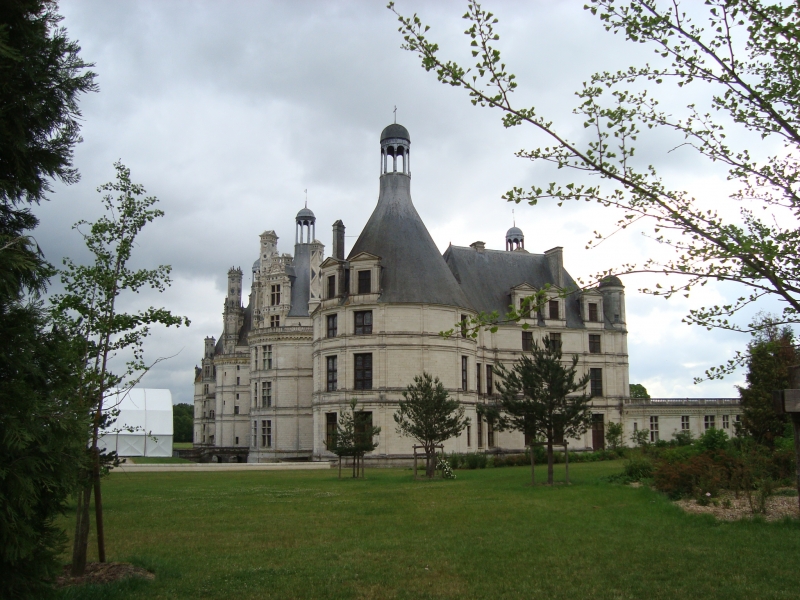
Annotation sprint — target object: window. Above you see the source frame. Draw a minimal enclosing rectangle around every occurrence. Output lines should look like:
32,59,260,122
236,365,240,371
735,414,741,424
354,353,373,390
590,368,603,397
588,302,598,322
487,421,495,448
633,422,638,431
522,331,533,352
261,419,272,448
357,270,371,294
234,405,240,415
681,415,690,431
355,411,374,448
548,300,559,320
327,314,338,338
236,377,240,385
235,436,239,444
549,332,562,349
649,416,659,442
722,414,730,429
253,349,258,370
270,315,280,328
461,356,468,391
460,314,468,338
271,284,281,306
467,425,472,447
263,345,272,369
326,412,337,449
476,363,482,395
354,311,372,335
704,415,715,430
486,365,493,396
589,334,601,354
326,356,338,391
262,382,272,408
236,393,239,399
203,383,209,395
477,417,483,448
252,421,257,447
327,275,336,299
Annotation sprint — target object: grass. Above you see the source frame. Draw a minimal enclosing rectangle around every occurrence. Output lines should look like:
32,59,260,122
58,461,800,600
125,457,192,464
172,442,193,450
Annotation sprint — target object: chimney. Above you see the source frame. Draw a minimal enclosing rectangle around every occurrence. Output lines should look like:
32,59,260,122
545,246,564,288
332,220,345,260
470,241,486,252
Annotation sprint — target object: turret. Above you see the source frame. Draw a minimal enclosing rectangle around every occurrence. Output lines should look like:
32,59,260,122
226,267,243,309
506,226,524,251
380,123,410,177
599,275,626,327
204,336,215,358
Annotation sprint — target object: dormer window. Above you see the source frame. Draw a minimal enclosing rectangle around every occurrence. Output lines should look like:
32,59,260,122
548,300,559,320
588,302,598,322
327,275,336,299
357,270,371,294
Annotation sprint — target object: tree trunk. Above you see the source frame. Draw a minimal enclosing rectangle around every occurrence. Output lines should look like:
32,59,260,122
71,479,92,576
530,445,535,486
93,451,105,562
426,448,436,478
547,440,554,485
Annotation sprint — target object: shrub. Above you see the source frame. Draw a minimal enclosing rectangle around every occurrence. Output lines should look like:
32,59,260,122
697,428,729,452
623,456,654,481
672,430,694,446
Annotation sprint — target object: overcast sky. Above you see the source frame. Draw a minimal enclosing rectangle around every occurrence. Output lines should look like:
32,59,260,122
37,0,781,404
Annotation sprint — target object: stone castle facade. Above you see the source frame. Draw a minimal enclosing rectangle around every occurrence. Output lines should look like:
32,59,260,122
193,123,739,462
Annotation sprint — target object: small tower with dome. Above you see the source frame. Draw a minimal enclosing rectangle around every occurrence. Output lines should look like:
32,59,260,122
506,226,524,251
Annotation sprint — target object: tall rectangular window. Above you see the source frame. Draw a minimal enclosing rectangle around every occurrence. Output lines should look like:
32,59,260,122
549,332,562,349
327,314,338,338
486,365,493,396
522,331,533,351
354,353,372,390
649,416,659,442
252,420,257,448
460,314,468,338
354,310,372,335
548,299,559,320
476,363,482,395
357,270,371,294
326,356,338,391
722,414,730,429
271,284,281,306
354,411,374,447
467,425,471,447
590,368,603,397
261,419,272,448
263,345,272,369
588,302,598,322
234,405,240,415
681,415,690,431
477,417,483,448
589,334,601,354
704,415,715,430
262,381,272,408
461,356,468,391
487,422,495,448
270,315,280,328
326,412,337,449
327,275,336,299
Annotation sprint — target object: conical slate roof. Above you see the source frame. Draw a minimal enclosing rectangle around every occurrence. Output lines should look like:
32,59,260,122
348,173,471,308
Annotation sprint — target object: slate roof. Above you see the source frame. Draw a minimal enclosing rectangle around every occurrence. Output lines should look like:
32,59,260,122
381,123,410,142
288,244,310,317
347,173,471,308
443,245,586,328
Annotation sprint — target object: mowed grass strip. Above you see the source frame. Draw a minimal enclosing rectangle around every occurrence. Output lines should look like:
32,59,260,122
57,461,800,600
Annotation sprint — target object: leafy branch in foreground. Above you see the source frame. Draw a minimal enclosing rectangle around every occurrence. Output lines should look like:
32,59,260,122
51,161,189,576
389,1,800,376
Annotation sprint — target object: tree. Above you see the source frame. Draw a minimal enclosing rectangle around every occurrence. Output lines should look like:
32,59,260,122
606,421,624,450
52,162,189,576
0,1,96,594
737,314,796,447
390,1,800,370
327,399,381,478
488,336,592,485
629,384,650,399
394,372,469,478
173,403,194,443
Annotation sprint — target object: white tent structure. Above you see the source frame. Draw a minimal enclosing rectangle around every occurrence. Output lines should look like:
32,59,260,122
97,388,173,457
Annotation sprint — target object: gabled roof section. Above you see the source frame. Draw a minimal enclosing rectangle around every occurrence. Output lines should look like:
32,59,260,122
320,256,343,268
347,174,472,308
349,251,381,262
443,245,585,328
510,282,538,292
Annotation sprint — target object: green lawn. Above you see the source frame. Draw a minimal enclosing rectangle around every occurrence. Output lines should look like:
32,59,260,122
57,461,800,600
125,457,193,464
172,442,193,450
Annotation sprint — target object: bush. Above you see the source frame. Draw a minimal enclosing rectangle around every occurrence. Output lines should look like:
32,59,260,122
697,428,729,452
624,456,654,481
673,430,694,446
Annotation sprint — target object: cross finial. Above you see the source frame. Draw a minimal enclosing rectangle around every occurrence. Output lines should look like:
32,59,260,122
304,189,307,207
512,208,515,227
393,105,397,124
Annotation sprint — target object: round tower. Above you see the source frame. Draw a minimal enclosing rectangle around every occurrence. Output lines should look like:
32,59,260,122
599,275,626,326
380,123,411,176
506,226,524,251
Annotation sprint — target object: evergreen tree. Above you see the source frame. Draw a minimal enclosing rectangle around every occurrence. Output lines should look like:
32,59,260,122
737,315,797,447
327,399,380,478
173,403,194,443
629,384,650,399
394,372,468,478
489,336,592,485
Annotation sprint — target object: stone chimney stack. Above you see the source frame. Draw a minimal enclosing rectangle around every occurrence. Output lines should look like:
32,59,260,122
332,220,345,260
545,247,564,288
470,241,486,252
